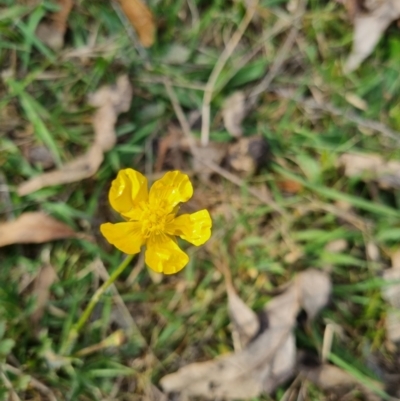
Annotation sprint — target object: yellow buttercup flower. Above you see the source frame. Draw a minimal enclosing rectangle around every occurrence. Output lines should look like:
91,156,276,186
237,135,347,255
100,169,212,274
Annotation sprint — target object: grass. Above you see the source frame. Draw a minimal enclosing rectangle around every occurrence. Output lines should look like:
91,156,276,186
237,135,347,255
1,0,400,399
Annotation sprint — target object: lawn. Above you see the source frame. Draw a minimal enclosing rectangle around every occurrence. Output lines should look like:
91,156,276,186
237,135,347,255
1,0,400,399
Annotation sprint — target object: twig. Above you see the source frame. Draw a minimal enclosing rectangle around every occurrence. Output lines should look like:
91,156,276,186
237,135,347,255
164,79,285,215
200,0,259,146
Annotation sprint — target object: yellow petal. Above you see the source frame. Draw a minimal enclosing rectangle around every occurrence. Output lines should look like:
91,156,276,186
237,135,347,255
109,169,148,217
149,171,193,212
165,210,212,246
145,234,189,274
100,222,144,254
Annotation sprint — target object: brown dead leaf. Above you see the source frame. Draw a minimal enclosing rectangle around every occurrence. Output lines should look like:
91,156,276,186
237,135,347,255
155,126,184,172
118,0,156,47
36,0,73,50
344,0,400,73
24,144,55,169
277,179,303,194
324,239,348,253
160,269,331,399
337,0,363,21
18,75,132,196
339,152,400,189
0,212,77,247
227,285,259,350
222,91,246,138
227,136,270,177
88,75,133,151
31,264,58,325
299,363,383,401
192,142,228,181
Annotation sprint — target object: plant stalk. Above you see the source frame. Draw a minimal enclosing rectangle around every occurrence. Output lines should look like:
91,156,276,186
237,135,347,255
61,254,134,355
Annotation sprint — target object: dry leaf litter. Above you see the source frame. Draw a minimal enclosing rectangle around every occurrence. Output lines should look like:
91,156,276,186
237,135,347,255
17,75,132,196
160,269,331,399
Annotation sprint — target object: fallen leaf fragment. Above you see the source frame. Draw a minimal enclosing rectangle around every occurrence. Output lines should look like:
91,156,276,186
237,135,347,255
36,0,74,50
18,144,104,195
118,0,156,47
295,269,332,320
277,179,303,194
345,92,368,110
160,269,331,399
337,0,362,21
25,145,55,169
192,142,228,181
31,264,58,325
145,384,167,401
227,136,270,177
222,91,246,137
299,363,383,401
18,75,132,196
382,249,400,344
344,0,400,73
0,212,77,247
155,126,183,172
339,152,400,189
88,75,133,151
391,248,400,269
324,239,348,254
227,285,259,350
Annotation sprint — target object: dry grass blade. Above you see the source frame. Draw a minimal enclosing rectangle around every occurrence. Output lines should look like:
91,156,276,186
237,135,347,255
0,212,77,247
118,0,156,47
200,0,259,146
18,75,132,195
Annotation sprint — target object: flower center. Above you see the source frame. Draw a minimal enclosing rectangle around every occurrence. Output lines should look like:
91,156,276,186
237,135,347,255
140,204,169,238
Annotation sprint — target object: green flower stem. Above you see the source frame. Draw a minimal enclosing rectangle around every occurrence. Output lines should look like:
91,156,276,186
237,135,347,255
61,254,134,355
